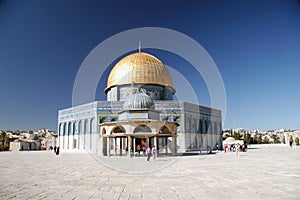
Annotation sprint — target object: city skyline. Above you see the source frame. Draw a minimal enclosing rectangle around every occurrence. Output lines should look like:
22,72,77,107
1,0,300,131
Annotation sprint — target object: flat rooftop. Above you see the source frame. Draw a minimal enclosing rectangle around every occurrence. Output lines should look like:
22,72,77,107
1,144,299,199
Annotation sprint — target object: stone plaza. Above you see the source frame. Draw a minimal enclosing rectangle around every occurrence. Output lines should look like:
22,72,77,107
0,144,299,199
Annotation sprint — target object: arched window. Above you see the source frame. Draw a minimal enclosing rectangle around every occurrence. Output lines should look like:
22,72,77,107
203,120,207,134
133,125,151,133
199,119,203,134
85,119,89,133
159,126,170,134
78,120,82,135
111,126,125,134
220,122,223,134
174,116,180,123
192,119,197,133
72,122,76,136
214,121,218,134
90,118,95,133
100,117,107,123
59,123,63,136
63,123,67,136
68,122,72,136
186,117,190,131
206,120,211,134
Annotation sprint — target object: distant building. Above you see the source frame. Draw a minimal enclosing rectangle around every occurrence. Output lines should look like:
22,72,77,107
285,131,300,145
8,129,57,151
19,134,41,151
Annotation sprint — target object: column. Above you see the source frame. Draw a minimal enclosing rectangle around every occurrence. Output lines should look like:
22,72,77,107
154,137,157,156
171,136,174,155
124,138,126,155
127,136,131,157
107,137,110,157
206,133,209,153
165,137,168,155
146,137,149,147
172,136,177,156
133,137,136,156
120,137,122,156
98,135,102,156
114,138,117,156
125,137,128,155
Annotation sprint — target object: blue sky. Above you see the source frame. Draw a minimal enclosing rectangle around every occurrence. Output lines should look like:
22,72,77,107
0,0,300,131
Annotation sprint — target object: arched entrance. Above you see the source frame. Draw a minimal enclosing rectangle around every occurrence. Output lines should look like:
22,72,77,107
72,122,76,149
112,126,125,134
158,125,171,155
133,125,152,133
78,120,82,149
100,121,178,157
133,125,152,154
108,126,126,156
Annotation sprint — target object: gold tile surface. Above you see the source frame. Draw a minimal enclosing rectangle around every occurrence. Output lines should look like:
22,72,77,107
105,52,174,92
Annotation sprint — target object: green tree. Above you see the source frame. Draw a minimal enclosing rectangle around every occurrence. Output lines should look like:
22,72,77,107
255,134,262,144
244,133,251,144
271,134,281,144
0,131,5,138
0,131,7,151
263,137,269,144
233,132,241,140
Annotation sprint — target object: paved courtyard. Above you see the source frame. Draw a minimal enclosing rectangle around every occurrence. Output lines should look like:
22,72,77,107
0,144,299,200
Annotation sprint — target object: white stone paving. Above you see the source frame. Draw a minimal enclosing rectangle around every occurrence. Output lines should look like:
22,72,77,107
0,144,299,199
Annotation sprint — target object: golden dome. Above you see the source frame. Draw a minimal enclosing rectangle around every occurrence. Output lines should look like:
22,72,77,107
105,52,175,93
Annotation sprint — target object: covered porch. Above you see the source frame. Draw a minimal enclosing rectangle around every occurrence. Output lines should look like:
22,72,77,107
99,120,179,157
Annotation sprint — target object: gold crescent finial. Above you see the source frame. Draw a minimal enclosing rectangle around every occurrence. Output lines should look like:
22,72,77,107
138,41,141,53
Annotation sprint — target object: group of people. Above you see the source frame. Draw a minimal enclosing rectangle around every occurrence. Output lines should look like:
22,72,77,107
136,145,156,161
49,146,60,155
223,143,247,155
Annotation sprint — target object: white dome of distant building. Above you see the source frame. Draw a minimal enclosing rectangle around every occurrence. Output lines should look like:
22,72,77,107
279,128,286,132
223,137,243,145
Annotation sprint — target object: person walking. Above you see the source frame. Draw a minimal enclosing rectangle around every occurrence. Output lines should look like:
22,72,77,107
137,145,141,156
130,147,133,158
146,147,152,161
236,143,240,156
242,143,246,156
56,146,60,155
142,146,146,156
290,137,293,148
152,145,156,160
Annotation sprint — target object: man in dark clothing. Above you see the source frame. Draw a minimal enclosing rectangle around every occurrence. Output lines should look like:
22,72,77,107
56,147,60,155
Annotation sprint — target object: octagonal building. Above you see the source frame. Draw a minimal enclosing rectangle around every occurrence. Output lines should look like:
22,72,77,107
58,49,222,156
